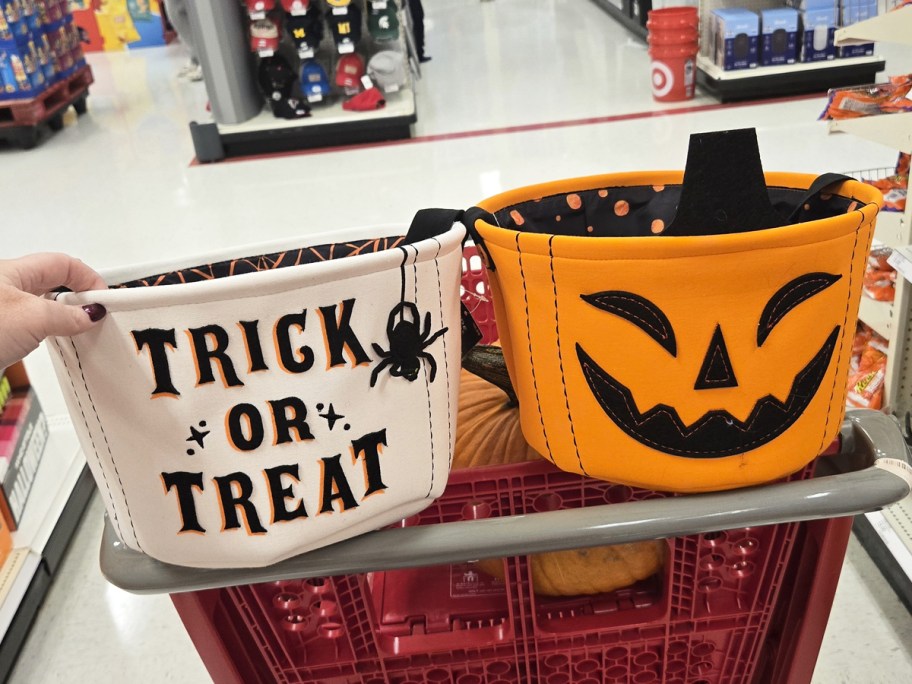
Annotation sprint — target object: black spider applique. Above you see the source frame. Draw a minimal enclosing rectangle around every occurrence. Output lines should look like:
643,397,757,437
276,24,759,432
370,302,448,387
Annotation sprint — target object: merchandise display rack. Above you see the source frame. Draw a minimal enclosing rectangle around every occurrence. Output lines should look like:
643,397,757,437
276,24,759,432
696,0,886,101
697,54,884,101
590,0,887,101
825,0,912,626
186,0,418,162
191,87,416,161
0,348,95,682
0,65,93,149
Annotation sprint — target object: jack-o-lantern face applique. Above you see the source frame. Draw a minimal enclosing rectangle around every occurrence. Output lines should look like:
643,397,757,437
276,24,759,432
575,272,842,458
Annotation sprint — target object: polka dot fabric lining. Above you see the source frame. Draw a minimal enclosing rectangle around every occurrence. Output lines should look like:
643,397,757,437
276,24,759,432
493,185,855,238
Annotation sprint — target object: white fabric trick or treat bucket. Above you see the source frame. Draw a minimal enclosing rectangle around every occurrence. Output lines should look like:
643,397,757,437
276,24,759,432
47,219,465,568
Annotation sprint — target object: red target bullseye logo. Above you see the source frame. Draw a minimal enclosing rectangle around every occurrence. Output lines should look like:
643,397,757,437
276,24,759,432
651,61,675,98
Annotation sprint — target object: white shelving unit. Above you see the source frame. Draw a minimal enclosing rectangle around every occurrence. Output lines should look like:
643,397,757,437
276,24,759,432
589,0,889,100
189,0,419,162
696,0,885,100
0,346,94,679
828,111,912,155
828,0,912,618
835,4,912,46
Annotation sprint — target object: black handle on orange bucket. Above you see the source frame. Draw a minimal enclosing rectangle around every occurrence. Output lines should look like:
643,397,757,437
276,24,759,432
460,206,499,272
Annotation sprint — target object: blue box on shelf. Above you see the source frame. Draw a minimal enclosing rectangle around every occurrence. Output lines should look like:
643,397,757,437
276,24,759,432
801,6,837,62
839,0,876,58
760,8,799,65
711,8,760,70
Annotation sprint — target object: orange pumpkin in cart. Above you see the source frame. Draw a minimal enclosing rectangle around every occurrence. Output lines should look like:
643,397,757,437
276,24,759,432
456,347,666,597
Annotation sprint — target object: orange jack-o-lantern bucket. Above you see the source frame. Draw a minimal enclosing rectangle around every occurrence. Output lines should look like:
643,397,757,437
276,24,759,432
464,130,883,493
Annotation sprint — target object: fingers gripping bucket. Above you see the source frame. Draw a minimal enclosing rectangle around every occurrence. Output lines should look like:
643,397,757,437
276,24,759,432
46,223,465,568
466,138,882,493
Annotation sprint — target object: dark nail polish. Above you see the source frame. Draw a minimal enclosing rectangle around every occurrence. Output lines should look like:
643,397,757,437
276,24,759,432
83,304,107,322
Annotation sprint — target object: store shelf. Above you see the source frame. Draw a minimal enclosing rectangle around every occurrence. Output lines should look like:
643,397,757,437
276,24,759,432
0,550,41,643
697,54,886,102
854,499,912,614
859,294,893,339
11,416,85,553
873,210,907,250
0,346,96,681
192,86,417,161
835,5,912,47
589,0,646,41
827,112,912,155
192,87,417,161
217,86,416,135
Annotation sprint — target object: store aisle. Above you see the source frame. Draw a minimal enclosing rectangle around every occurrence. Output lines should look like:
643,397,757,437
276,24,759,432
3,1,912,682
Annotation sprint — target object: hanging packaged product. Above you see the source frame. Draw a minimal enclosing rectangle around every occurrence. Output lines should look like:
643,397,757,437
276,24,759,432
335,52,365,91
258,55,311,119
46,218,465,569
328,0,361,52
286,5,323,57
367,50,406,93
326,0,352,13
343,85,385,111
846,329,887,410
250,16,280,54
281,0,310,15
862,247,896,302
458,128,883,493
820,75,912,119
368,0,399,41
300,58,331,101
246,0,276,18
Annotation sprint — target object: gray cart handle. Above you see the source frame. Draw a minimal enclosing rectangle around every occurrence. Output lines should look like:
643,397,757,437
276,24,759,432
101,409,912,595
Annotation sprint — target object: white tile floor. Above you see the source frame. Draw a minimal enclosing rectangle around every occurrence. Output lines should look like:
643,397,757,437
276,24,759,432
3,0,912,681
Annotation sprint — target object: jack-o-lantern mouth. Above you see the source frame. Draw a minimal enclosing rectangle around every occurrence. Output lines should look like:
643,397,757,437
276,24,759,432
576,326,840,458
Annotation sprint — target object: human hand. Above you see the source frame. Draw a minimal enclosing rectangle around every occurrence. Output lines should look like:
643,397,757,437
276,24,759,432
0,253,107,369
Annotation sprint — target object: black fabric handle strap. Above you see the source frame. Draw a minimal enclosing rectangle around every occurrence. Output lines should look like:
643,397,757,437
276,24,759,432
461,206,498,272
785,173,855,224
404,206,499,270
403,207,485,356
404,208,465,245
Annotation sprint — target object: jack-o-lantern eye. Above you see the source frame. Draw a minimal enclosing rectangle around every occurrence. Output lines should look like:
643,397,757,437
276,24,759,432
581,291,677,356
757,273,842,347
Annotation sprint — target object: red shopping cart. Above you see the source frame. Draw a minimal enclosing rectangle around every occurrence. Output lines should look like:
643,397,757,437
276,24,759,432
99,245,912,684
100,409,910,684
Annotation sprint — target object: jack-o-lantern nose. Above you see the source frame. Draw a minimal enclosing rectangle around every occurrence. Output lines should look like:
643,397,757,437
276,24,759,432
694,325,738,390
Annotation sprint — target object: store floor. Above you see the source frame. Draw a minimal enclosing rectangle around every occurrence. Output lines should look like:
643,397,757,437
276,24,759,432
4,1,912,682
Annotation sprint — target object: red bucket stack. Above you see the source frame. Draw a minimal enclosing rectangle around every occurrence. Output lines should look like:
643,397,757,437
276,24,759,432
646,7,699,102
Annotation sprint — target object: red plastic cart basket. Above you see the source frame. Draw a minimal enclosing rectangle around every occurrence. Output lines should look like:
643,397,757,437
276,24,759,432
100,409,911,684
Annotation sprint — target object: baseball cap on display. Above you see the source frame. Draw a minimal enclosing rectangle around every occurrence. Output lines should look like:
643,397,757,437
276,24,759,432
328,3,362,45
368,0,399,41
367,50,406,92
246,0,276,14
343,86,385,112
250,18,280,52
280,0,309,13
335,52,365,88
300,59,331,97
325,0,351,6
286,11,323,50
272,96,311,119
